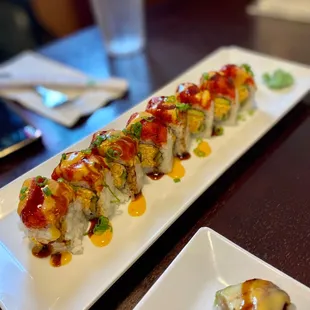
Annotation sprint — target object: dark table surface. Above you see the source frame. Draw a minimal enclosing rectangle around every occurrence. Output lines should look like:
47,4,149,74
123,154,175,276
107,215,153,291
2,0,310,309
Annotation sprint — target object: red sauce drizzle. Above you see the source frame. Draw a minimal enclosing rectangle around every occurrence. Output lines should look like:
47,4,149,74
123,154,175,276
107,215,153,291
51,152,107,192
221,64,238,79
200,72,235,99
91,130,137,161
127,113,168,145
50,253,62,267
20,178,47,229
32,244,53,258
52,185,71,218
177,152,191,160
140,120,167,145
176,83,200,105
146,96,179,124
146,172,164,180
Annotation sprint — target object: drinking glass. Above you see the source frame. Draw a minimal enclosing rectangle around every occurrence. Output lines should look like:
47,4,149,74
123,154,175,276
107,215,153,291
91,0,146,57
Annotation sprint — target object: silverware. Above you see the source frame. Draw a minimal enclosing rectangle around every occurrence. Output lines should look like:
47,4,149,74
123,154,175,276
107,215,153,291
34,85,74,108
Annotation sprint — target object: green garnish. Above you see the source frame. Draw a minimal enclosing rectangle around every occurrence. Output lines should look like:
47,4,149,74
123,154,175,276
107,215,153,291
71,185,79,192
237,114,246,121
193,148,206,157
81,148,92,155
213,126,224,136
35,176,47,187
262,69,294,89
248,109,255,116
42,186,52,196
166,95,176,103
61,153,67,160
106,148,121,160
173,178,181,183
19,186,28,201
241,64,254,77
126,122,142,140
93,216,112,235
196,137,203,143
103,183,120,203
92,135,106,147
20,186,28,195
57,177,65,183
141,116,154,122
176,102,190,111
107,133,121,142
202,72,209,80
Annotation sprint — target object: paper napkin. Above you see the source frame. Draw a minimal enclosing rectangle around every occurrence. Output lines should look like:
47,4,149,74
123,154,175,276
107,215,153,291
0,51,128,127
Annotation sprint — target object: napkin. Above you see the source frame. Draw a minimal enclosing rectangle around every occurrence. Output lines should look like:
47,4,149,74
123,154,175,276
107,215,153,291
0,51,128,127
247,0,310,23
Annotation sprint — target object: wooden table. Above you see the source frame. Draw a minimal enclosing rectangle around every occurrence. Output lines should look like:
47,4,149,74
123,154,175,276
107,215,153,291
1,0,310,309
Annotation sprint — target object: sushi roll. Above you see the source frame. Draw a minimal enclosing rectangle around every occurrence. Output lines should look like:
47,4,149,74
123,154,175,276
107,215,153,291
52,151,120,217
200,71,238,126
214,279,294,310
17,176,88,255
220,63,257,112
90,129,143,200
146,96,190,158
176,82,214,139
126,111,175,175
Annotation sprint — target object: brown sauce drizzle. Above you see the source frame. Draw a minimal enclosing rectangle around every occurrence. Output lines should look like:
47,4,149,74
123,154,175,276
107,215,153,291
146,172,164,180
32,244,53,258
21,179,46,229
50,253,62,267
87,218,98,238
177,152,191,160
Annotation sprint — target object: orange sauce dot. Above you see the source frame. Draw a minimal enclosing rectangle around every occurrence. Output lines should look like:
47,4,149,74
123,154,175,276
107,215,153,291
194,141,212,158
128,193,146,217
167,158,185,179
90,230,113,247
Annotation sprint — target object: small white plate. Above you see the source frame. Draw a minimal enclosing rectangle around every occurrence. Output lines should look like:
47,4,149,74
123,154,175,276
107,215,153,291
1,46,310,310
135,228,310,310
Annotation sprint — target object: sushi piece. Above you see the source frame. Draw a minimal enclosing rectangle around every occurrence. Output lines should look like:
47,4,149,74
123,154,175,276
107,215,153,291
200,71,238,126
176,82,214,139
52,151,120,217
214,279,294,310
17,176,88,254
90,129,143,200
126,111,175,174
220,63,257,112
146,95,190,158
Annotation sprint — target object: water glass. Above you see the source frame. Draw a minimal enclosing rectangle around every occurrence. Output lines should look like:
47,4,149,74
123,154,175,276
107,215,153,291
91,0,146,57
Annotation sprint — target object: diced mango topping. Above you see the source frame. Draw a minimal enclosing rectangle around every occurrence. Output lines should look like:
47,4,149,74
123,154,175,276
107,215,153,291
238,85,249,105
214,98,231,121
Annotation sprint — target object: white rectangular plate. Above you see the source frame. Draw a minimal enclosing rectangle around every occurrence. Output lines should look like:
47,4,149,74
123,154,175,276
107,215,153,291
1,46,310,310
134,227,310,310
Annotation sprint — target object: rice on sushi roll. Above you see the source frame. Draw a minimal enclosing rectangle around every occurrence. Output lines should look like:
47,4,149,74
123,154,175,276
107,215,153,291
51,151,119,217
200,71,238,126
17,176,88,255
90,129,143,200
126,111,175,175
213,279,294,310
176,82,214,139
146,96,190,158
220,63,256,112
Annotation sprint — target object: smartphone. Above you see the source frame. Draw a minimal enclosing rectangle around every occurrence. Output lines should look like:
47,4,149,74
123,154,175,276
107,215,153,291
0,98,42,158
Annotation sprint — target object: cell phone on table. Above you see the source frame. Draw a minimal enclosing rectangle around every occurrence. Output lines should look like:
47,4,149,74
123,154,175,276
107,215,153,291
0,98,42,158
